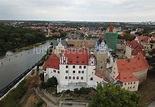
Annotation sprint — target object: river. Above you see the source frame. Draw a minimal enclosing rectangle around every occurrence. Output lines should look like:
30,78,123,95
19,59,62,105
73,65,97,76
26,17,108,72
0,41,50,90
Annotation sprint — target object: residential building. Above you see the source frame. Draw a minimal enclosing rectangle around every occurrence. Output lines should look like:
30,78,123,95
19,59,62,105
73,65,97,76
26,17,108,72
110,52,149,91
135,36,151,52
125,40,145,58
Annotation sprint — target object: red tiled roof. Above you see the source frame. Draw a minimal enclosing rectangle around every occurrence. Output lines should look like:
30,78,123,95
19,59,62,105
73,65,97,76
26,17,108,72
126,40,144,56
95,73,107,81
116,52,149,73
116,71,138,82
138,36,148,43
115,52,149,82
132,47,145,56
126,40,143,49
43,54,60,69
95,73,104,79
108,25,114,32
62,50,89,65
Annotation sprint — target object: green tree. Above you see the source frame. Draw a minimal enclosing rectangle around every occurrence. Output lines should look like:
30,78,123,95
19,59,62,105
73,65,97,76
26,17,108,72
46,77,58,88
89,84,140,107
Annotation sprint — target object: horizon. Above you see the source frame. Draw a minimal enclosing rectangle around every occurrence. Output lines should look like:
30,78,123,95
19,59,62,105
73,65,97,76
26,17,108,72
1,0,155,22
0,19,154,23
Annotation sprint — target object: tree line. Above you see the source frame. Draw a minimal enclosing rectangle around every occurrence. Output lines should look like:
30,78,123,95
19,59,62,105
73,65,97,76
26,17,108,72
0,25,46,56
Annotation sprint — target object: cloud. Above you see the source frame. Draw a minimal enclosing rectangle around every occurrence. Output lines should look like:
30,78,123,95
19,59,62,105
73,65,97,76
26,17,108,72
0,0,155,21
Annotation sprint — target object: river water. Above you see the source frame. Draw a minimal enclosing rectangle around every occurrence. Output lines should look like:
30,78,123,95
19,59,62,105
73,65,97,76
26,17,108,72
0,41,50,90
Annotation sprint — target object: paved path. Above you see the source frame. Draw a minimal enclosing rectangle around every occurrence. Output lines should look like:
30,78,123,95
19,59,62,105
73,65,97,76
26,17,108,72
35,88,58,107
148,101,155,107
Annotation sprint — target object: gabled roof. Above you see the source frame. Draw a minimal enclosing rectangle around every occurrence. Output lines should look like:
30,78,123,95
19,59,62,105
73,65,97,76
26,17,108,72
62,50,89,65
115,52,149,82
116,52,149,73
43,54,60,69
126,40,143,49
137,36,148,43
126,40,145,56
95,73,107,81
116,71,138,82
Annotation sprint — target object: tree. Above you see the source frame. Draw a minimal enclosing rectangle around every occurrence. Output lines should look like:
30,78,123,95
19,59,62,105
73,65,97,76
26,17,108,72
45,77,58,88
89,84,140,107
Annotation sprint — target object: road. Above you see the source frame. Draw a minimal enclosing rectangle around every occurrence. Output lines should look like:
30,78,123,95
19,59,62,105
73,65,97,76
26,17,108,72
35,87,58,107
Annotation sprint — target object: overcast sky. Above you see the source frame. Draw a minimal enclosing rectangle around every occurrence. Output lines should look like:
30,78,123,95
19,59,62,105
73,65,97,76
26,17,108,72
0,0,155,22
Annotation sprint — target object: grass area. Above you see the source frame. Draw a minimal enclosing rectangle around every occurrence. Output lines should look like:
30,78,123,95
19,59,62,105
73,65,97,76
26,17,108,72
15,43,43,52
137,70,155,107
0,80,28,107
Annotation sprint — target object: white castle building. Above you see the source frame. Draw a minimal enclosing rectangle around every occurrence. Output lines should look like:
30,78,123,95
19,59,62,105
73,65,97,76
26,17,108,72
43,50,107,92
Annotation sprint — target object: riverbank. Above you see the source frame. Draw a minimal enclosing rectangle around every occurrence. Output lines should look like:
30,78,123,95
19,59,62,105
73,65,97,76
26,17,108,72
0,42,47,60
15,43,43,52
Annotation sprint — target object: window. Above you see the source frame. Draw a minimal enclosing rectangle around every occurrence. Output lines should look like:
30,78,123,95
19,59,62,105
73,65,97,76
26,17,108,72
84,66,86,69
81,77,83,80
90,77,93,81
101,66,103,69
66,70,68,73
69,76,71,79
66,65,68,68
82,71,84,73
65,76,68,79
133,86,135,88
79,66,82,69
77,76,79,79
73,71,75,73
73,76,75,79
78,71,81,73
54,70,56,73
124,83,126,85
73,65,75,68
58,71,60,74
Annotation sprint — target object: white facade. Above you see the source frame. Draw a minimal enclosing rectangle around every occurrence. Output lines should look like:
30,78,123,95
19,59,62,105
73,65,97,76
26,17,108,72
44,53,107,92
108,61,139,91
125,45,132,58
122,81,139,91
